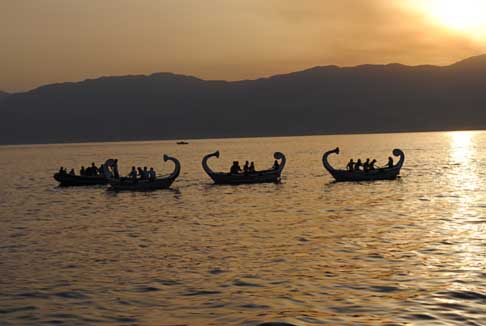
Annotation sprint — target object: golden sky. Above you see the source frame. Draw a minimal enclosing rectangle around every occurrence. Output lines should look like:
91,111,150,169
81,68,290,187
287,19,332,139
1,0,485,92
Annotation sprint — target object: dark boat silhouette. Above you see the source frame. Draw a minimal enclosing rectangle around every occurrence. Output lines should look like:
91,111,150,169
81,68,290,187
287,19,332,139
103,154,180,191
176,141,189,145
322,147,405,182
202,151,286,185
53,173,108,187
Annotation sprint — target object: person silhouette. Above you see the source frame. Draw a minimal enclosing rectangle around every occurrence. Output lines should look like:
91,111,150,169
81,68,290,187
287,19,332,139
346,159,355,171
249,161,256,173
355,159,363,171
243,161,249,174
129,166,138,180
230,161,242,174
148,167,156,181
363,158,370,172
388,157,394,168
370,159,377,170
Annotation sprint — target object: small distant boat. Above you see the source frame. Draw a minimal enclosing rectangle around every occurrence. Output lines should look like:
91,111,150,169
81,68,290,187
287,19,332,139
202,151,286,185
103,154,180,191
176,141,189,145
53,173,108,187
322,147,405,182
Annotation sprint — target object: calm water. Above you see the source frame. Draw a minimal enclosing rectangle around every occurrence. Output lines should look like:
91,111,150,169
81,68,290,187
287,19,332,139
0,132,485,326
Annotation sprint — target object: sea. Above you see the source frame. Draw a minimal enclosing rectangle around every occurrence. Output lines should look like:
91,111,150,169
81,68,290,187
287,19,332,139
0,131,485,326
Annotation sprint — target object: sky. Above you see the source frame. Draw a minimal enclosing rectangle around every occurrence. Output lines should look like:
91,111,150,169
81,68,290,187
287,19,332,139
1,0,485,92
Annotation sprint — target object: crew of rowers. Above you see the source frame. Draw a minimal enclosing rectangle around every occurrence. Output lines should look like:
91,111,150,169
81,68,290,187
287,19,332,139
346,157,394,172
230,160,280,174
58,162,104,176
128,166,157,181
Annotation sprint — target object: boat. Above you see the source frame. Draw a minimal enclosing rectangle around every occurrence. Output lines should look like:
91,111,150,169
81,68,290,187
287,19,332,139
103,154,181,191
176,141,189,145
53,172,108,187
202,151,286,185
322,147,405,182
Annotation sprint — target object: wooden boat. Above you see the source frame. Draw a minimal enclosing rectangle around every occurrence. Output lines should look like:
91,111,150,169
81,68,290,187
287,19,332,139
53,172,108,187
202,151,286,185
322,147,405,182
103,154,181,191
176,141,189,145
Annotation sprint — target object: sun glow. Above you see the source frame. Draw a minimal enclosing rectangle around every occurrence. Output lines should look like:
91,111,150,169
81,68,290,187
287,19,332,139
410,0,486,40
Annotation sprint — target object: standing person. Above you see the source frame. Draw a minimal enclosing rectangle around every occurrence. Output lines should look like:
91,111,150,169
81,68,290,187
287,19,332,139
80,166,86,176
142,167,149,180
346,159,355,171
249,162,256,173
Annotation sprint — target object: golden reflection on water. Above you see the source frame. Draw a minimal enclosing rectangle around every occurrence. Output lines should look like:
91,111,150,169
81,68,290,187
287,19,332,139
0,132,485,326
449,131,475,164
446,131,483,292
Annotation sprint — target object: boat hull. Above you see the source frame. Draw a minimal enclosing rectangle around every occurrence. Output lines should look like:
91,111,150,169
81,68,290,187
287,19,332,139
108,178,175,191
328,168,400,182
54,173,108,187
209,171,281,185
202,151,286,185
322,147,405,182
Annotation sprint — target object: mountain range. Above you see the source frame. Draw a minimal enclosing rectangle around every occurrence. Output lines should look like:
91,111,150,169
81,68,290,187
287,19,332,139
1,55,486,145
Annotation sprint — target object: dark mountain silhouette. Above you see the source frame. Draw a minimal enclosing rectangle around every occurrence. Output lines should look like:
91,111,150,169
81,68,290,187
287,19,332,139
1,55,486,145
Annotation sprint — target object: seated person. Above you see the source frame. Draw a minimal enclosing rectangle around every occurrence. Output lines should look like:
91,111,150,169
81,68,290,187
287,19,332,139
230,161,242,174
80,166,86,176
142,166,149,180
363,158,370,172
354,159,363,171
243,161,249,174
98,164,105,177
69,168,75,176
129,166,138,180
59,166,66,174
249,161,256,173
346,159,355,171
137,167,143,179
387,157,394,168
148,167,156,181
370,159,377,170
272,160,280,170
91,162,99,176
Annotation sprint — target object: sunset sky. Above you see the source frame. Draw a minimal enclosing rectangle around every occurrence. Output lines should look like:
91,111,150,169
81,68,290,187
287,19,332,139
1,0,485,92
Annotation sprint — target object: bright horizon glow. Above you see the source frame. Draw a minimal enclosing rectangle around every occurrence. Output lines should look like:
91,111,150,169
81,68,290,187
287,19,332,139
411,0,486,40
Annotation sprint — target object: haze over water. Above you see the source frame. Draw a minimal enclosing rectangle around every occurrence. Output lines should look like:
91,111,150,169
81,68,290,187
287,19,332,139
0,131,485,325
